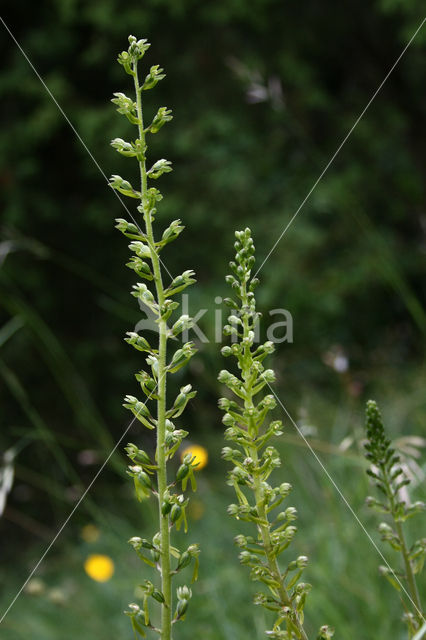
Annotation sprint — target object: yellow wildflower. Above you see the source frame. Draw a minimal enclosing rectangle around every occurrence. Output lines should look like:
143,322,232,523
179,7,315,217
181,444,208,470
84,554,115,582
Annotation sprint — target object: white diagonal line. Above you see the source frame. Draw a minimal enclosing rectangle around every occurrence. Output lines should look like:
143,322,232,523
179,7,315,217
254,16,426,278
0,416,136,624
0,377,163,625
413,622,426,640
264,379,425,622
0,16,174,282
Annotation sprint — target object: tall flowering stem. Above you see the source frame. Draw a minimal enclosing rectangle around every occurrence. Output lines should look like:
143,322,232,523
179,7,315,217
364,400,425,637
110,36,199,640
218,229,333,640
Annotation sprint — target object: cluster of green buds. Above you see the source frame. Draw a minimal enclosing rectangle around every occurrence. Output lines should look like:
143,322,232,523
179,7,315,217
218,229,333,640
111,36,198,640
364,400,425,636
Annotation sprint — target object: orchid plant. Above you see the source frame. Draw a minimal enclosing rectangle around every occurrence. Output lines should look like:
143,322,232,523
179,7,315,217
218,228,333,640
110,36,199,640
364,400,425,637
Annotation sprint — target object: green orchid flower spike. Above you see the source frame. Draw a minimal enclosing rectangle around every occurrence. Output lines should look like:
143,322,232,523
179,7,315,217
110,36,199,640
364,400,425,637
218,228,333,640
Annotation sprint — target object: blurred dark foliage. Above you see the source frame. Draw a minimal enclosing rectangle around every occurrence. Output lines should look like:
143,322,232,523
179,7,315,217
0,0,425,537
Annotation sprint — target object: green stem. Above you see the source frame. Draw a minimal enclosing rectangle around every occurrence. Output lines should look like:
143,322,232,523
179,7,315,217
241,282,308,640
251,443,309,640
395,520,422,619
382,467,423,624
134,64,172,640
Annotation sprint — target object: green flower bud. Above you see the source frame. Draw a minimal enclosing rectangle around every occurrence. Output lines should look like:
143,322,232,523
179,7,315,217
142,580,154,595
294,582,312,595
109,174,140,198
147,158,173,179
177,585,191,600
142,65,166,90
285,507,298,521
187,544,199,556
131,282,156,304
234,534,248,548
227,504,239,517
253,592,268,606
378,522,393,535
127,603,141,614
161,500,172,516
221,447,235,460
176,464,190,482
249,277,260,291
261,395,277,410
129,241,151,259
279,482,292,496
137,470,153,490
170,315,193,337
239,551,258,565
125,443,150,464
225,274,238,286
176,599,188,617
152,589,165,603
127,36,150,60
115,218,141,237
177,551,191,569
126,257,153,279
223,324,238,336
111,137,137,157
123,395,151,420
128,536,143,550
162,219,184,244
124,332,152,353
262,369,276,383
170,504,182,523
149,106,173,133
222,413,235,427
218,397,231,410
111,93,139,121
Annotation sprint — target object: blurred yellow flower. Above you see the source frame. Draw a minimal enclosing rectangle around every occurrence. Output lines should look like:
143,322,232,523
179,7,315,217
81,524,100,543
181,444,208,470
84,554,114,582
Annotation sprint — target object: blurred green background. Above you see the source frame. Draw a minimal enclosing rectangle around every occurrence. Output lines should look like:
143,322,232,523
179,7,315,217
0,1,425,638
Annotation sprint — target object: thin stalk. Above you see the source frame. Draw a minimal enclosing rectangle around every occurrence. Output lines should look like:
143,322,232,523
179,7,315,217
133,64,172,640
250,434,309,640
241,282,309,640
395,521,422,618
382,466,422,621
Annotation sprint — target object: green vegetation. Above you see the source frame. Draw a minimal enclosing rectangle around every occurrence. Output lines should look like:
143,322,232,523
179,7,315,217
364,400,425,636
1,387,425,639
0,2,425,639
